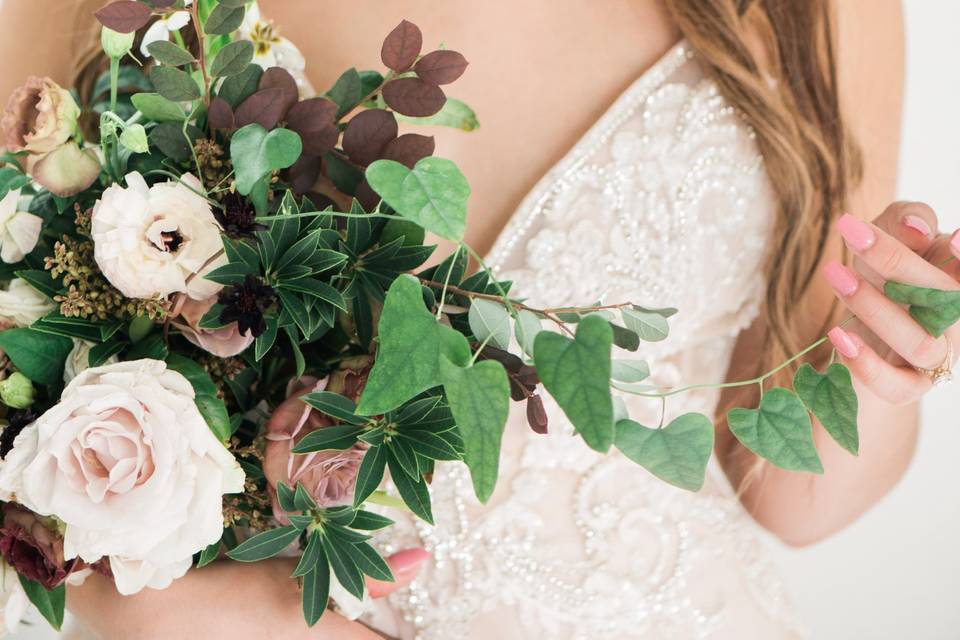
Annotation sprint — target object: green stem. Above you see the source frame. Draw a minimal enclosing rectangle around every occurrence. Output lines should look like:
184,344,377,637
364,490,409,511
435,245,461,320
109,57,120,114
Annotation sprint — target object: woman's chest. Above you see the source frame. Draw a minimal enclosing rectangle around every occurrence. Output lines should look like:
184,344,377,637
259,0,679,254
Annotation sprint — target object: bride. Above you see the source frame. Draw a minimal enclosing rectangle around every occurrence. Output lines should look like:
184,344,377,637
2,0,955,638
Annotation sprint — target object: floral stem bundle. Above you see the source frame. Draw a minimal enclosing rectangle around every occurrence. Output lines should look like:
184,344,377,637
0,0,955,632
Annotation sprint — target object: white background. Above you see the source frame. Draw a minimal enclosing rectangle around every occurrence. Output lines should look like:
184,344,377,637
8,2,960,639
766,2,960,638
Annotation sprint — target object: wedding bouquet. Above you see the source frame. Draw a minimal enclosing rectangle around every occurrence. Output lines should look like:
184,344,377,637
0,0,955,633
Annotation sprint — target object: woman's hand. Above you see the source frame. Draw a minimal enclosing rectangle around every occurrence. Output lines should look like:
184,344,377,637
67,548,429,640
823,202,960,403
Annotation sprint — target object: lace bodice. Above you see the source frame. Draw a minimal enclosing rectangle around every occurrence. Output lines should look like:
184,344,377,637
365,41,805,640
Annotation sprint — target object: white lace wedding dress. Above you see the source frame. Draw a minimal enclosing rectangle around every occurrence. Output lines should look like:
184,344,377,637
364,41,806,640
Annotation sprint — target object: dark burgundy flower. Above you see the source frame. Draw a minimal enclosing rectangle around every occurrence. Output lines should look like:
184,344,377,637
0,410,36,459
0,503,80,589
217,274,276,338
214,193,266,238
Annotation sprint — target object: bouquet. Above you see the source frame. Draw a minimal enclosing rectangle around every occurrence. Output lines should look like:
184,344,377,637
0,0,956,632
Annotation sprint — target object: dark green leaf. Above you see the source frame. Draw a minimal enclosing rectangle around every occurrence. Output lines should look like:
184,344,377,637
350,541,394,581
217,64,263,107
276,482,297,512
227,525,300,562
301,548,331,627
294,482,318,511
884,281,960,338
231,124,303,195
352,445,387,507
292,529,323,578
150,66,202,102
301,391,364,425
387,455,432,523
325,68,363,119
320,534,365,599
210,40,254,77
292,425,363,453
19,577,64,631
0,328,72,386
349,510,394,530
399,429,461,461
794,363,859,455
205,4,245,35
197,539,222,568
147,40,194,66
165,354,231,441
615,413,714,491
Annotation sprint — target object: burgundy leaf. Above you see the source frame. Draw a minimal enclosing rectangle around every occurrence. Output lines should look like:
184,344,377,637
414,50,469,85
234,88,287,129
526,394,549,434
285,154,322,194
258,67,299,115
381,133,435,169
355,179,380,212
382,78,446,118
380,20,423,72
150,0,177,6
342,109,398,166
286,97,339,156
94,1,152,33
207,97,235,130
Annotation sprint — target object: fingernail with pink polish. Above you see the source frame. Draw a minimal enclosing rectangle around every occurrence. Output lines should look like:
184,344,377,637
837,214,877,252
823,261,859,297
902,215,933,238
387,548,431,577
828,327,861,359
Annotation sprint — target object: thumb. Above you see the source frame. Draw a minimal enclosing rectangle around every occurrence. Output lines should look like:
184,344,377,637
366,548,430,598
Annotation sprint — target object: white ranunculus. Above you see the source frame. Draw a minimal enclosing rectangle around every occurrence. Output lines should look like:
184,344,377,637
0,562,27,636
91,172,226,301
63,339,118,384
0,278,54,327
0,189,41,264
1,359,244,595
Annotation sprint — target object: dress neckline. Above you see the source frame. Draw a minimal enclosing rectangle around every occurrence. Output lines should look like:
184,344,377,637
483,38,694,268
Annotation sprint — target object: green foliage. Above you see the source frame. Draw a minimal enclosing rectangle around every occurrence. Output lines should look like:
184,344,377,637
165,354,232,441
794,363,859,455
205,3,246,35
727,387,823,473
325,68,363,119
468,298,511,350
365,158,470,241
395,98,480,131
210,40,254,77
147,41,194,67
615,414,714,491
150,65,202,102
231,125,302,195
227,525,300,562
217,64,262,107
19,577,64,631
440,358,510,502
534,315,615,452
884,281,960,338
0,328,72,386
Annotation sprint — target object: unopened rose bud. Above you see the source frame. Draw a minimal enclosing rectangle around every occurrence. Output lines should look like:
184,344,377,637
0,373,35,409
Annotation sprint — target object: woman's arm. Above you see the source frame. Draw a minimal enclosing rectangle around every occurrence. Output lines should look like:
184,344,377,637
67,558,387,640
718,0,916,546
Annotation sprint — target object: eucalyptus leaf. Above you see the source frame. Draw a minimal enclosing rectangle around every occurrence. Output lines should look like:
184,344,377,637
147,40,194,66
210,40,254,77
150,65,201,102
533,316,614,452
205,4,246,35
611,359,650,383
468,298,511,350
727,387,823,473
615,413,714,491
366,158,470,241
514,309,541,358
130,93,186,122
621,307,669,342
794,363,859,455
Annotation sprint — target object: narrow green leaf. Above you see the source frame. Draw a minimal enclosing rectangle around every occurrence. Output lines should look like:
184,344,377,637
794,363,859,455
320,534,365,599
300,543,330,626
352,445,387,507
399,429,461,461
615,413,714,491
386,455,433,524
294,483,319,511
727,388,823,473
291,425,363,453
197,539,222,568
350,541,394,581
292,530,323,578
533,316,614,452
227,525,300,562
301,391,364,425
349,510,394,531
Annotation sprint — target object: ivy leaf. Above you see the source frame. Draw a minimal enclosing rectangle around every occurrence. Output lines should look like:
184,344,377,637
0,328,72,386
150,66,202,102
614,413,714,491
226,525,300,562
794,363,859,455
210,40,254,78
230,124,303,195
130,93,186,122
356,275,447,415
621,307,669,342
884,281,960,338
19,577,64,631
365,157,469,241
468,298,511,350
533,316,614,452
727,388,823,473
439,358,510,503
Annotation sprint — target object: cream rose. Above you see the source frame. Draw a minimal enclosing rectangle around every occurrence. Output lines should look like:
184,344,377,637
0,278,54,328
0,359,245,595
0,189,41,264
63,339,119,384
1,76,79,154
91,172,226,301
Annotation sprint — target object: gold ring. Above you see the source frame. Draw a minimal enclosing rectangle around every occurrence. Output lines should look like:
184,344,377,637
915,336,954,387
